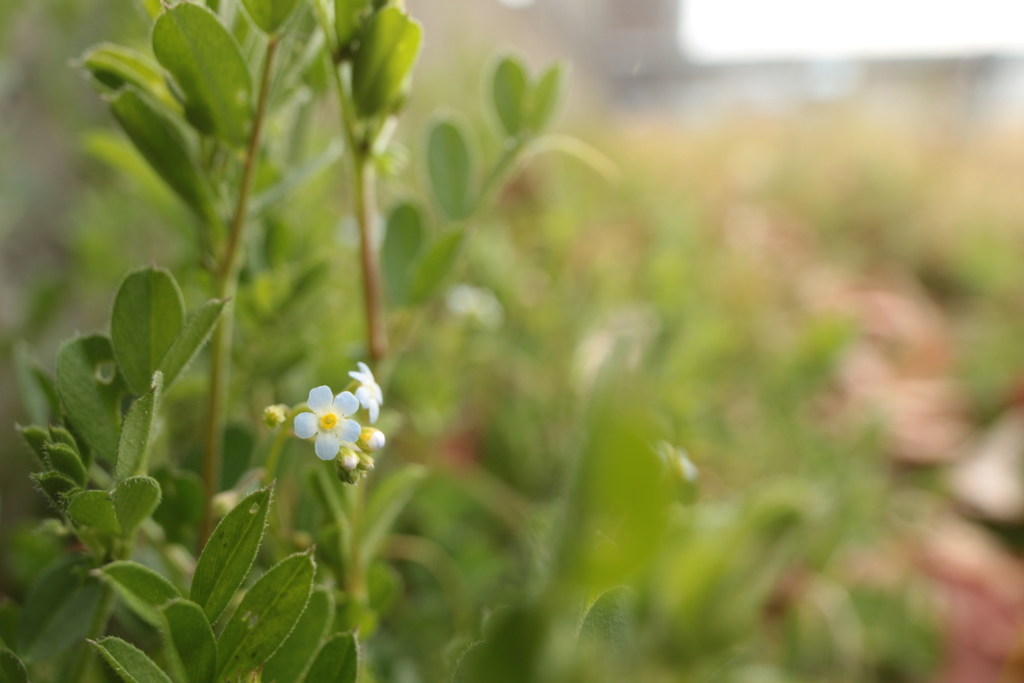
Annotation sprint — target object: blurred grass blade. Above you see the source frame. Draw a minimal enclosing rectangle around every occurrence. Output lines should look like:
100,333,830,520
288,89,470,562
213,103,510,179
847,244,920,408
362,464,427,567
409,229,464,304
157,299,227,390
249,140,343,216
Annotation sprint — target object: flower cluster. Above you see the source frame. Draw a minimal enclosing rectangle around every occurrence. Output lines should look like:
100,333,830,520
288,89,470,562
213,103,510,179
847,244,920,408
291,363,385,484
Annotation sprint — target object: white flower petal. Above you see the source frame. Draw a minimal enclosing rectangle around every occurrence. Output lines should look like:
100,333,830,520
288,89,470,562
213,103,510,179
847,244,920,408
293,412,318,439
337,419,361,444
307,385,334,414
357,362,372,377
371,383,384,405
314,432,340,460
355,385,371,409
368,400,379,425
334,391,360,417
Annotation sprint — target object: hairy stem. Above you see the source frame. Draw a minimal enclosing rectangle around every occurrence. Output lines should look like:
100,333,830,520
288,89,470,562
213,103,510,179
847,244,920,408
199,36,280,547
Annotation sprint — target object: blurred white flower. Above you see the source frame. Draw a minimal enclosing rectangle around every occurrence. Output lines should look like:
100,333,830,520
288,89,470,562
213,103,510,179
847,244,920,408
349,362,383,424
293,385,361,460
446,284,504,330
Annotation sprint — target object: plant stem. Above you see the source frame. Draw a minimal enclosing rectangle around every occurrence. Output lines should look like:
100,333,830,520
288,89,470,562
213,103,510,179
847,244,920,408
353,152,387,362
199,36,280,547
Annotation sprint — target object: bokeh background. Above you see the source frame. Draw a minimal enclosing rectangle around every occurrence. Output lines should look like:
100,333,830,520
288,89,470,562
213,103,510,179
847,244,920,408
6,1,1024,681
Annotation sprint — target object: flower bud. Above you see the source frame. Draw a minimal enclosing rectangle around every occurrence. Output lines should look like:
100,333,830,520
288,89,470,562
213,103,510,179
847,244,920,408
338,447,359,471
358,427,386,452
263,404,288,428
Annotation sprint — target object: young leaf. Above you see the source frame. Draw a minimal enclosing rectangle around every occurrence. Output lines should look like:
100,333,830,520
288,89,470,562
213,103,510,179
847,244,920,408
18,554,102,663
111,476,162,535
191,486,272,623
304,632,358,683
111,267,184,395
427,117,474,222
491,55,528,138
362,464,427,564
17,425,48,465
45,443,87,487
68,491,122,536
56,334,130,467
160,598,217,683
241,0,301,35
0,648,28,683
31,471,80,509
97,561,182,628
215,551,316,681
115,373,163,480
335,0,371,49
109,87,220,227
579,586,634,652
77,43,176,109
262,588,334,683
381,201,426,306
351,6,423,118
13,342,60,426
528,60,568,133
90,637,173,683
409,230,465,304
152,3,253,146
157,299,227,390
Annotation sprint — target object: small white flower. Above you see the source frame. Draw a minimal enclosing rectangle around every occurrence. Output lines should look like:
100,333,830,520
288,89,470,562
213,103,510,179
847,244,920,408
366,430,385,452
293,386,361,461
348,362,383,424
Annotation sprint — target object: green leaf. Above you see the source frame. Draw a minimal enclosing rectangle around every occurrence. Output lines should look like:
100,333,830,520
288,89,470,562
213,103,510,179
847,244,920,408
381,201,426,306
579,586,634,652
97,561,182,628
427,117,475,221
56,334,130,466
409,230,465,304
151,468,204,544
13,342,60,425
157,299,227,390
152,3,253,146
111,267,184,395
528,60,568,133
110,87,220,225
78,43,176,109
334,0,371,48
215,551,316,681
241,0,301,34
262,588,334,683
17,424,49,464
351,6,422,118
90,636,173,683
19,553,101,663
161,599,217,683
0,648,28,683
304,632,358,683
31,471,80,509
112,476,162,535
68,490,122,536
491,55,528,138
191,486,272,623
116,373,163,480
362,464,427,564
45,443,87,487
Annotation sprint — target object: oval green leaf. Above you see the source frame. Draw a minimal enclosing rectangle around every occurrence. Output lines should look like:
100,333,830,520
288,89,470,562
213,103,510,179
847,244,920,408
190,486,272,623
409,230,465,304
111,267,184,395
215,552,316,681
152,3,253,146
261,587,334,683
381,201,426,306
241,0,301,34
56,334,130,467
19,554,102,663
161,599,217,683
98,561,182,628
528,60,569,133
427,118,475,222
112,475,162,535
116,373,163,480
90,637,173,683
491,55,528,137
351,6,423,118
78,43,176,110
68,490,122,536
304,631,358,683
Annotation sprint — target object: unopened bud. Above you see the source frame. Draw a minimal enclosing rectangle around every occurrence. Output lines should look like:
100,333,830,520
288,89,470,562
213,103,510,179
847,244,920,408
263,404,288,428
359,427,385,452
339,448,359,471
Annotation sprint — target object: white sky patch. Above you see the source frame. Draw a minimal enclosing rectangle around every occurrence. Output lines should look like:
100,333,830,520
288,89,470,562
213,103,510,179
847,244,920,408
680,0,1024,62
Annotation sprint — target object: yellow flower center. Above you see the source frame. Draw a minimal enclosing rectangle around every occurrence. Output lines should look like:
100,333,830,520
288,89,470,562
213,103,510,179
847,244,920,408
319,413,338,430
